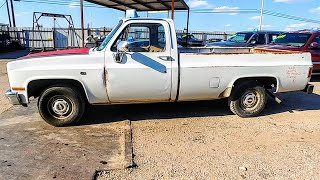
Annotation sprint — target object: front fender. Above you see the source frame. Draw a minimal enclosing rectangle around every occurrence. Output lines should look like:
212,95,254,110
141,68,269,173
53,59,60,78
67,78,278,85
24,76,90,103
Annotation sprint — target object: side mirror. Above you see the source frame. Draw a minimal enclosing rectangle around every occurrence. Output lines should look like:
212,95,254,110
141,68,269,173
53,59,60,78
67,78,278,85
250,40,257,44
117,41,128,52
310,42,319,49
113,41,128,63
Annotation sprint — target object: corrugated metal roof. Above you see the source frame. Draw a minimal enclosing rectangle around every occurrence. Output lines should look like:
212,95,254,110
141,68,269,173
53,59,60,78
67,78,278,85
85,0,189,11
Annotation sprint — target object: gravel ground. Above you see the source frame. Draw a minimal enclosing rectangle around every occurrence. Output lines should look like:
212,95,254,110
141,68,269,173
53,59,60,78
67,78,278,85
0,61,12,114
98,82,320,179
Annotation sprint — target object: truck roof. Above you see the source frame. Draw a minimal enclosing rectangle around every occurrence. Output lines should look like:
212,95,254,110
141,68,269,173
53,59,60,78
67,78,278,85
122,18,173,23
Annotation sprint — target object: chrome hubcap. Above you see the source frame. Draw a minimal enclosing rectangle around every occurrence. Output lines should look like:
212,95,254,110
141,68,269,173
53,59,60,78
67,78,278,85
242,91,258,108
52,99,70,116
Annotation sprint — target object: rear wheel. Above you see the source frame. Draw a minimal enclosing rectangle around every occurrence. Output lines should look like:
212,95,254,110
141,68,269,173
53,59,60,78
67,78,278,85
38,86,85,127
229,82,267,118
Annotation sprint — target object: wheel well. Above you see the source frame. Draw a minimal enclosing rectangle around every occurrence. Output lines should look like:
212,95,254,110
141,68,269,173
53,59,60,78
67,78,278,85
220,77,278,98
233,77,278,90
27,79,88,101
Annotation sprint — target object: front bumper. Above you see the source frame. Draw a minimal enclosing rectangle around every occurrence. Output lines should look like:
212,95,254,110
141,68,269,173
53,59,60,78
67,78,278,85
303,84,314,94
5,90,22,105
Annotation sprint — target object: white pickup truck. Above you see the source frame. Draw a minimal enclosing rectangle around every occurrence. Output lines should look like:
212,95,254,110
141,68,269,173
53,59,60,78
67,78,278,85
5,18,314,126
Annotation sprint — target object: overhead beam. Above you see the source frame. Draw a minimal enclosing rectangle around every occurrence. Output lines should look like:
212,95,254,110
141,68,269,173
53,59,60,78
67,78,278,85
104,0,138,10
154,0,171,9
85,0,129,11
129,0,157,11
84,0,189,11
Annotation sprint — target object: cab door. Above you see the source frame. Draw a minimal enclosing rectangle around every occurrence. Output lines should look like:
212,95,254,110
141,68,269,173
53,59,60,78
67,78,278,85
104,20,173,103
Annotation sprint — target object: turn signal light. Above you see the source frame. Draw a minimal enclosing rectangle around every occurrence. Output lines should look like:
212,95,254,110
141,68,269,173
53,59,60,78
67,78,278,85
12,87,25,91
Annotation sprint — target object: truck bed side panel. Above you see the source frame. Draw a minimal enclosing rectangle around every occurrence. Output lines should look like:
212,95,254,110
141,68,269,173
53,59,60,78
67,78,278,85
178,53,312,101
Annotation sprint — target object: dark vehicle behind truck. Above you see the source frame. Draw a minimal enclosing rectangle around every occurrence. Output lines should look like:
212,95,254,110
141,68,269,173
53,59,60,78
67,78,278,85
206,30,283,47
177,34,203,47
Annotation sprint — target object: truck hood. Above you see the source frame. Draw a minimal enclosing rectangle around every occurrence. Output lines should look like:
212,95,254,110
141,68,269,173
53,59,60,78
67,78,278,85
22,48,90,59
7,47,103,72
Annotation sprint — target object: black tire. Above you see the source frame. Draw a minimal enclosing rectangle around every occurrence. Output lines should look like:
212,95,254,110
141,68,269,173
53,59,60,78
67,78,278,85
38,86,85,127
229,82,267,118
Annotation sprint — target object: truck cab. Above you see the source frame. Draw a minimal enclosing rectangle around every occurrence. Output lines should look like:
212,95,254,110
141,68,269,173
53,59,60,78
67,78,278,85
96,18,177,102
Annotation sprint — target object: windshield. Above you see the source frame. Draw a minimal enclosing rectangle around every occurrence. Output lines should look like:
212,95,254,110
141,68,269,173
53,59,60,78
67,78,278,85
273,33,312,47
228,33,253,43
97,20,123,51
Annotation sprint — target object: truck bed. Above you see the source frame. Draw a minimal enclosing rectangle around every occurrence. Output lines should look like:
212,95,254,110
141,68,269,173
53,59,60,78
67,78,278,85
178,47,305,55
177,47,312,101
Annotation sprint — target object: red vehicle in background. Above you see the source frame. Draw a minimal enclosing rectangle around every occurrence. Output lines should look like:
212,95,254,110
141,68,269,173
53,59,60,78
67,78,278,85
260,30,320,75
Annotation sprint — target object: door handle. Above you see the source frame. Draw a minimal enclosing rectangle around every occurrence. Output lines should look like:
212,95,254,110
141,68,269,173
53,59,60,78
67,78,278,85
158,56,173,61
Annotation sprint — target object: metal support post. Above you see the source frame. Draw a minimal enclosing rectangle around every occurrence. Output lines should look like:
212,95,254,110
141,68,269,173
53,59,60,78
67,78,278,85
171,0,174,20
259,0,265,31
6,0,12,27
80,0,85,47
9,0,16,27
185,9,189,48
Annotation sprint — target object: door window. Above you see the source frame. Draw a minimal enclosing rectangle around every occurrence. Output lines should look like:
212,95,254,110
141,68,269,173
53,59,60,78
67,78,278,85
311,35,320,45
250,34,266,44
111,23,166,52
269,34,280,43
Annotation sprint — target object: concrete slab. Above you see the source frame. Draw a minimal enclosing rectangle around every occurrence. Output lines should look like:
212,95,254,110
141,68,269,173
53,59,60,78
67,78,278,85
0,101,133,180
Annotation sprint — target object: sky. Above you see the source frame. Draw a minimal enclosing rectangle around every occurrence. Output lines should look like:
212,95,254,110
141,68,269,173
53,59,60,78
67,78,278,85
0,0,320,32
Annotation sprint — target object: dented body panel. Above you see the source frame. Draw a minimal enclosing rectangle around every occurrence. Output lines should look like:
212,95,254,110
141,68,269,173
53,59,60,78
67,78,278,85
6,18,313,106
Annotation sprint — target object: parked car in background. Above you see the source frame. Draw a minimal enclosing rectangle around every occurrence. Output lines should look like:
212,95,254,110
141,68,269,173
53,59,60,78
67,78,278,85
177,34,203,47
259,30,320,75
0,23,23,52
206,31,284,47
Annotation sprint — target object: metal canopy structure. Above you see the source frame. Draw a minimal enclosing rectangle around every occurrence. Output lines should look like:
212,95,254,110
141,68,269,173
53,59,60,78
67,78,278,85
85,0,189,11
79,0,190,47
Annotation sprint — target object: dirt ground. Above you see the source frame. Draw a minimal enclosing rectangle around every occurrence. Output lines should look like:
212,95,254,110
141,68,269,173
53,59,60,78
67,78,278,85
0,61,12,114
97,85,320,179
0,61,133,179
1,60,320,179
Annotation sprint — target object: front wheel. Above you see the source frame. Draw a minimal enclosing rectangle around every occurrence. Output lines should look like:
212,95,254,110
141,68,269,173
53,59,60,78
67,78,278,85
38,86,85,127
229,82,267,118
